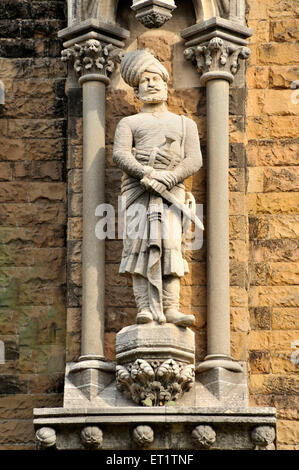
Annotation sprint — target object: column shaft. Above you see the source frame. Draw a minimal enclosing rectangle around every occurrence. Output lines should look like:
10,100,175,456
81,79,106,359
206,79,231,357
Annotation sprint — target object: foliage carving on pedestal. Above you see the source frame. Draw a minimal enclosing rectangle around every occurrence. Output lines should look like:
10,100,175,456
116,358,194,406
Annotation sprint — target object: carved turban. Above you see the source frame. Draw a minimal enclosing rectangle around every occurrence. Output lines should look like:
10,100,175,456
120,50,169,88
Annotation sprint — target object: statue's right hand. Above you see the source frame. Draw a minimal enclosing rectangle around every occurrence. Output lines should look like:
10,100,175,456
140,176,166,194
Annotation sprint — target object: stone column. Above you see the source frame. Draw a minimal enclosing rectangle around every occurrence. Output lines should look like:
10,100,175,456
182,18,251,373
59,20,129,399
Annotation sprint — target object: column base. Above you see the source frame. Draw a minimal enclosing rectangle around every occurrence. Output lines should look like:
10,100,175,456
195,365,248,407
64,360,115,405
196,354,243,373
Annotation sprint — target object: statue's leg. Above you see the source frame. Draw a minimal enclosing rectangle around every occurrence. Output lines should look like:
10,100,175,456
132,274,153,324
163,275,195,327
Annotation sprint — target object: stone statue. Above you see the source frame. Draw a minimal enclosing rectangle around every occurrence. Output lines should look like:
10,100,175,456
113,50,202,329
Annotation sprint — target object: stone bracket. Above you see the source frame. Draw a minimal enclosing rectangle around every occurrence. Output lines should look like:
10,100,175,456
131,0,177,28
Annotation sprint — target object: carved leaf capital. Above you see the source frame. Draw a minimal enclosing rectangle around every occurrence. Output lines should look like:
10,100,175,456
61,39,124,79
184,37,251,81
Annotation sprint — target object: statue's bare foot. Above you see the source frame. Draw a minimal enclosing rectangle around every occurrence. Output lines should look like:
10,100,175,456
136,310,153,324
165,310,195,328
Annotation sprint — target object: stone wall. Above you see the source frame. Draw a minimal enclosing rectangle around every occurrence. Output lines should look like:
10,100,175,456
246,0,299,451
0,0,67,449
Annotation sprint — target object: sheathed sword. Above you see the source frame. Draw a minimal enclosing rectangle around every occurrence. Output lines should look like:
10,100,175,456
141,175,204,231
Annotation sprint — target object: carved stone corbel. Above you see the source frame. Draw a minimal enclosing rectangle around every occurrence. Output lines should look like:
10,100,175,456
133,425,154,448
35,427,56,450
251,426,276,451
192,425,216,449
131,0,177,28
81,426,103,449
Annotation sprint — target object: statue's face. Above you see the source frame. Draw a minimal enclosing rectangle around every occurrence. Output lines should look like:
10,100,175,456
136,71,168,103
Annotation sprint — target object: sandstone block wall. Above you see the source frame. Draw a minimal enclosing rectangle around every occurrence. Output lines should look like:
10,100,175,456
246,0,299,451
0,0,67,449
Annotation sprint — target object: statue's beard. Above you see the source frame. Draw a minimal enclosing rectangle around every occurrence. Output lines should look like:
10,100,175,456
137,89,168,104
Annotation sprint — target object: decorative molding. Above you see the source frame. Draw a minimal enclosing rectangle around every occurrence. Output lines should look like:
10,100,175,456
81,426,103,449
133,425,154,447
116,358,195,406
192,425,216,448
184,37,250,84
251,426,276,450
61,39,124,82
131,0,176,28
35,427,56,450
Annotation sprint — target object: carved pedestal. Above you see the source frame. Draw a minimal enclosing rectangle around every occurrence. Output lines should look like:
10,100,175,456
116,324,195,406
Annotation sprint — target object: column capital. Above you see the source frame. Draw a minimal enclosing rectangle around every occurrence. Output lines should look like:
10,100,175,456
61,38,124,85
58,18,129,85
182,16,252,85
185,36,250,85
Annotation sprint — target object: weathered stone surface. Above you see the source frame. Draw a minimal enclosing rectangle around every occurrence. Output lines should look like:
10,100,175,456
248,89,299,116
249,216,269,239
67,218,83,241
271,19,299,42
248,193,299,214
247,117,269,140
249,286,299,307
250,307,271,330
269,65,299,88
250,238,299,262
0,420,35,444
247,140,299,166
249,374,299,395
269,116,299,138
277,420,299,446
258,43,299,66
249,331,271,351
268,261,299,285
268,0,299,19
272,307,299,330
248,20,270,43
247,66,269,89
263,167,299,192
269,216,299,239
0,394,62,420
7,119,66,139
249,262,268,286
247,167,264,192
249,351,271,374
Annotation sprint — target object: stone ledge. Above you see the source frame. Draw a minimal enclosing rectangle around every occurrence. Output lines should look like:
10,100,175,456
33,406,276,450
